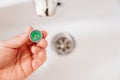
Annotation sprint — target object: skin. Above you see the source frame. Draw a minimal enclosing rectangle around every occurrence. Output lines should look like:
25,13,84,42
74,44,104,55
0,27,48,80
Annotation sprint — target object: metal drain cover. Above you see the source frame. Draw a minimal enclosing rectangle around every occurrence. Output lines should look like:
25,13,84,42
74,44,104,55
52,33,76,55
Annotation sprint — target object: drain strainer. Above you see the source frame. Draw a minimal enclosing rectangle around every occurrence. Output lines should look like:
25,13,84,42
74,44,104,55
52,33,76,55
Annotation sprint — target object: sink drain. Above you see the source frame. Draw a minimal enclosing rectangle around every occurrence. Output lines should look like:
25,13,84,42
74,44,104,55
52,33,76,55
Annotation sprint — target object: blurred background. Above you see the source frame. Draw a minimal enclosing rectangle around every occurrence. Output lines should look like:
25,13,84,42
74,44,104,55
0,0,120,80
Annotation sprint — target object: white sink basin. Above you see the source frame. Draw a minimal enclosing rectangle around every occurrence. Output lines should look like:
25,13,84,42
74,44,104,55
27,21,120,80
0,0,120,80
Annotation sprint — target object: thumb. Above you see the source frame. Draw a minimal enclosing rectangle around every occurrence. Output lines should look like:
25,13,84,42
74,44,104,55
2,27,33,48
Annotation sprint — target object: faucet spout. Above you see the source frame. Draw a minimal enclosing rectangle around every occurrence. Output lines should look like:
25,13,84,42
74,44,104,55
33,0,57,17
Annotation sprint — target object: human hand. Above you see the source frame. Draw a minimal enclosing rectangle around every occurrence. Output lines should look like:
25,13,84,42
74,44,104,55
0,27,48,80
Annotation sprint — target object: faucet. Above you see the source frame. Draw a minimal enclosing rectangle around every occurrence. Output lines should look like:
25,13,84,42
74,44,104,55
33,0,61,17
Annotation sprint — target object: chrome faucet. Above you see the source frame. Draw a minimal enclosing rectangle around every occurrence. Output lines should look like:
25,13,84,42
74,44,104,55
33,0,61,17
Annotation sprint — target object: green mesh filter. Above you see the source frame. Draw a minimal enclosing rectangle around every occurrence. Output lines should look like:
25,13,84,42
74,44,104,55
29,30,42,43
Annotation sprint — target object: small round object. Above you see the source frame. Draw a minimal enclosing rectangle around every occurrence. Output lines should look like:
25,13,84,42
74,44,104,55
29,30,42,43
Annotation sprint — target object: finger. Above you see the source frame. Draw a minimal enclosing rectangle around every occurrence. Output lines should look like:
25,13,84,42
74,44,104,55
37,39,48,49
2,26,33,48
30,45,41,54
32,54,38,59
41,30,48,38
32,49,46,70
38,49,46,58
26,39,34,46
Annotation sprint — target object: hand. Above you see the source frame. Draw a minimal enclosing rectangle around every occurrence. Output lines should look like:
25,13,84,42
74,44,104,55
0,27,48,80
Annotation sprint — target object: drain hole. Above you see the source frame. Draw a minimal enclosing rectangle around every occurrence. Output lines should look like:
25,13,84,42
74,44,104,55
52,33,76,55
63,48,65,52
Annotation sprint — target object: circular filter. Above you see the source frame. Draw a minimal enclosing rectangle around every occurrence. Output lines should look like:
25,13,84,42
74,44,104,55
29,30,42,43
